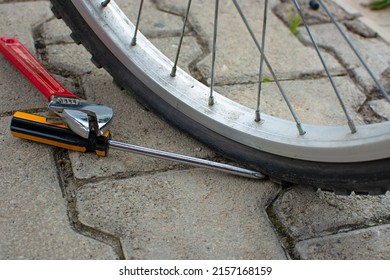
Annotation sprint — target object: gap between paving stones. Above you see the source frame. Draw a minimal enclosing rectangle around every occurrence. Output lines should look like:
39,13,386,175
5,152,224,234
267,186,390,259
33,22,88,100
53,149,126,259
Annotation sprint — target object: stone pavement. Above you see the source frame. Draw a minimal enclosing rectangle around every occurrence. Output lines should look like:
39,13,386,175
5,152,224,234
0,0,389,259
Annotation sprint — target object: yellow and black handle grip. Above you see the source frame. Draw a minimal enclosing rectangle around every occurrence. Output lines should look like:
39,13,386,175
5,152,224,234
10,111,110,156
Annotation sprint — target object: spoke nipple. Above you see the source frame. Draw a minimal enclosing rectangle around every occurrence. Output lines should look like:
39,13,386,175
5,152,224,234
208,96,215,106
348,120,357,134
131,37,137,46
297,123,306,136
170,66,177,77
255,110,261,122
101,0,111,7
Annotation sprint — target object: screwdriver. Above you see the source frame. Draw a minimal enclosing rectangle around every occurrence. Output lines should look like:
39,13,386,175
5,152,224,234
10,111,264,179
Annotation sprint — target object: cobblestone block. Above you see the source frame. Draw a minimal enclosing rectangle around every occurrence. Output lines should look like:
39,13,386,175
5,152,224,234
0,117,116,259
295,224,390,259
271,187,390,240
76,169,284,259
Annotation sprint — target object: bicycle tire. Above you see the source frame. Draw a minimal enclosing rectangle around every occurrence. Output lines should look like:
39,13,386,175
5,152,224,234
49,0,390,195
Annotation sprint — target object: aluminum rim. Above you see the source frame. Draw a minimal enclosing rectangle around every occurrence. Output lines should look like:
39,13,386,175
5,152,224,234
72,0,390,162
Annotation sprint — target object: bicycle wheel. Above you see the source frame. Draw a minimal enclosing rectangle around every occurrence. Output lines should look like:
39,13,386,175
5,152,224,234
49,0,390,195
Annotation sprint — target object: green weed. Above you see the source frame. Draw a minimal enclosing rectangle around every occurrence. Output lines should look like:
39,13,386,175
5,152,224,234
370,0,390,10
288,6,301,35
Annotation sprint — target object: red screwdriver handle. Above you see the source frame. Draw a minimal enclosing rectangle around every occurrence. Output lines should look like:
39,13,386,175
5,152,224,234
0,37,78,101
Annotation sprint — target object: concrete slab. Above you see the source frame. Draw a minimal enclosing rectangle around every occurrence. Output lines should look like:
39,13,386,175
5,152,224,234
0,2,52,53
46,43,96,76
273,0,353,26
0,54,48,114
158,0,345,85
0,117,116,259
369,99,390,119
76,169,284,259
216,76,366,125
334,0,390,43
0,2,53,113
297,23,390,94
295,224,390,259
271,187,390,240
193,1,345,85
42,18,74,45
116,0,185,38
149,36,203,76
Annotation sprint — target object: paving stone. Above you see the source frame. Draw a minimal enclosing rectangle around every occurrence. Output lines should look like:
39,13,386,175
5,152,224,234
194,1,344,85
216,76,366,125
42,17,74,45
369,99,390,120
46,43,96,76
0,117,116,259
69,69,214,181
76,169,284,259
297,23,390,93
0,53,48,113
0,2,53,113
333,0,390,43
115,0,185,38
271,187,390,240
273,0,353,26
149,36,203,76
0,2,52,53
344,19,378,38
295,224,390,259
158,0,344,85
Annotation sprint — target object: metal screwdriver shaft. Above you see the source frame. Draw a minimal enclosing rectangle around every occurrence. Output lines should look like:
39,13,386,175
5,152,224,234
108,140,264,179
10,111,264,180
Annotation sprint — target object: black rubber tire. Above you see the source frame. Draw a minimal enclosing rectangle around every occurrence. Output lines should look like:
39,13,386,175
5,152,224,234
49,0,390,195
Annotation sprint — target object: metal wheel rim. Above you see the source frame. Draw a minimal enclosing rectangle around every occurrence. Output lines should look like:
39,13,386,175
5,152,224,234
72,0,390,163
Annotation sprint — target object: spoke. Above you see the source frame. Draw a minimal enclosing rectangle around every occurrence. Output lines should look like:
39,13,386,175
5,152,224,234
232,0,305,135
101,0,111,7
209,0,220,106
292,0,357,134
131,0,145,46
171,0,192,77
255,0,269,122
317,0,390,102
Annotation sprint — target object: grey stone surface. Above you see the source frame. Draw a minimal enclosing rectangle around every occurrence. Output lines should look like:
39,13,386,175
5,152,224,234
273,0,353,26
271,187,390,240
216,76,366,125
1,0,390,261
76,169,284,259
0,117,116,259
0,2,52,53
0,54,48,113
46,43,96,76
42,18,74,45
116,0,186,38
196,1,344,84
149,36,203,76
295,224,390,259
0,1,53,113
369,99,390,120
297,23,390,93
159,0,344,85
